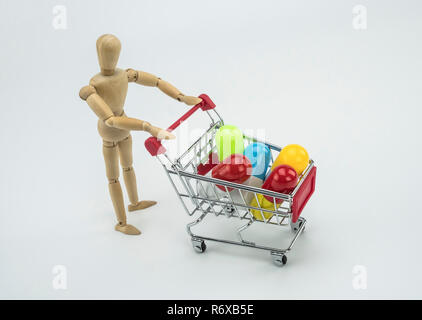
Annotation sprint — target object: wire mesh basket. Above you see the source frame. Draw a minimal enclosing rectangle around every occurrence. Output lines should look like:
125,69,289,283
145,94,316,266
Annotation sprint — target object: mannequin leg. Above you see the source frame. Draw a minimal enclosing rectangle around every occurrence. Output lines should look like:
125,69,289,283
118,135,157,212
103,140,140,235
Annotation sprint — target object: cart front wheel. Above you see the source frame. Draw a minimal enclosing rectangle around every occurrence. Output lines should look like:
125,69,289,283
192,238,207,253
271,252,287,267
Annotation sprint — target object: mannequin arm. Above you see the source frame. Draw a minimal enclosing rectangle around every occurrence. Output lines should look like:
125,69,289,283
79,85,174,139
79,85,114,121
105,117,175,140
126,68,202,106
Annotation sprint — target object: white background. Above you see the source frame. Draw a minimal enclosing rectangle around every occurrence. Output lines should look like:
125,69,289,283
0,0,421,299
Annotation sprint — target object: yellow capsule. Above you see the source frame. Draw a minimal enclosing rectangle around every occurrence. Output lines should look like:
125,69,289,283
272,144,309,175
249,194,280,221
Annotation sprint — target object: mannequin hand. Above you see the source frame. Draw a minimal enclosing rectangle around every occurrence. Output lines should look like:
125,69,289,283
148,125,175,140
179,95,202,106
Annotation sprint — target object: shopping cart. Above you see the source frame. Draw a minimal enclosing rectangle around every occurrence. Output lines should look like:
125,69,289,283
145,94,316,266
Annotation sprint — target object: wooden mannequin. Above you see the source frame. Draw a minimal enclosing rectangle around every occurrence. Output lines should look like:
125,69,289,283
79,34,202,235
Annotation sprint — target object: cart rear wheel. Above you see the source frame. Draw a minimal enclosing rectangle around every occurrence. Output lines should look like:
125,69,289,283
271,252,287,267
291,219,305,233
192,238,207,253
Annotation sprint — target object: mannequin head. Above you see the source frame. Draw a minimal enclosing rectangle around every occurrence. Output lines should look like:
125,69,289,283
96,34,121,75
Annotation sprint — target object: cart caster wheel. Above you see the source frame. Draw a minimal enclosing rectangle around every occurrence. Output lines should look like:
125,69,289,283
291,220,305,233
192,239,206,253
223,204,235,214
271,252,287,267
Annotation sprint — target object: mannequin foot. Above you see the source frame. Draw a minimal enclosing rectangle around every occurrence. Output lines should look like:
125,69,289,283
115,223,141,235
128,200,157,212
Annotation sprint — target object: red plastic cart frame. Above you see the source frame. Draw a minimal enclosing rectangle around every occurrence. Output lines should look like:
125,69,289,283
291,166,316,223
145,94,215,156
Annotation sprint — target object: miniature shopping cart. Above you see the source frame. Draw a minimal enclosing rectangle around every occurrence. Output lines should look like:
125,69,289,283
145,94,316,266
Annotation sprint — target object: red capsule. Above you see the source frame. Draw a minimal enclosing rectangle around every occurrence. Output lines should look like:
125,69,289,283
212,154,252,192
262,164,298,203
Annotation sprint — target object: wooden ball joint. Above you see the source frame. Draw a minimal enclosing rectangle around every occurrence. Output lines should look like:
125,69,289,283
79,34,202,235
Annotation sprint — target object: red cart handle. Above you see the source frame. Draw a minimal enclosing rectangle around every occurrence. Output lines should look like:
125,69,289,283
145,94,216,156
